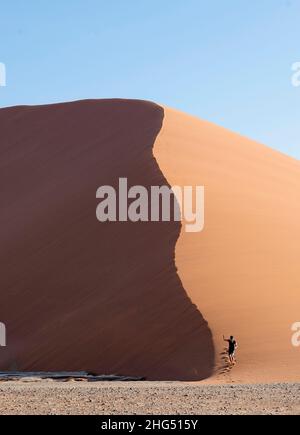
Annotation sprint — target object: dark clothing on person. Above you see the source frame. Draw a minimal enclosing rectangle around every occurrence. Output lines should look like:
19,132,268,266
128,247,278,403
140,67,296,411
228,340,236,355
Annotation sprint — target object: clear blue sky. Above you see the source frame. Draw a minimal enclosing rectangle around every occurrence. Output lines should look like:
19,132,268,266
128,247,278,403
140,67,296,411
0,0,299,158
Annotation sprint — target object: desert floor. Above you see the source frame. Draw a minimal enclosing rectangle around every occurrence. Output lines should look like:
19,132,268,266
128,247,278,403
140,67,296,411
0,380,299,415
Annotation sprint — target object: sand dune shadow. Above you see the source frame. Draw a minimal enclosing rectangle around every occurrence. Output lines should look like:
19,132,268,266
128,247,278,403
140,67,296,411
0,99,214,380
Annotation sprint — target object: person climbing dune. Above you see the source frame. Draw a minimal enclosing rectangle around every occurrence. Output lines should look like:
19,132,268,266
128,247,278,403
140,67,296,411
223,335,238,365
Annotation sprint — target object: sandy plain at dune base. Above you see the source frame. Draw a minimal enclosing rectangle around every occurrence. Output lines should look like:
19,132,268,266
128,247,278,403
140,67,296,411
0,380,299,415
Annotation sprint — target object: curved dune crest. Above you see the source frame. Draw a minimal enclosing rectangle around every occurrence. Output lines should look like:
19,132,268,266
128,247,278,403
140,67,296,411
154,106,300,383
0,100,214,381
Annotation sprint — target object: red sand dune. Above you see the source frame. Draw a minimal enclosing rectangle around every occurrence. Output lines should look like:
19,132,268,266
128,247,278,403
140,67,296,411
0,100,213,381
1,99,300,383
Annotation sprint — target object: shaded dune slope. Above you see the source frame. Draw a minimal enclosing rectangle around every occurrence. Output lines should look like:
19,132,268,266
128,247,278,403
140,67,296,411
154,107,300,383
0,100,214,381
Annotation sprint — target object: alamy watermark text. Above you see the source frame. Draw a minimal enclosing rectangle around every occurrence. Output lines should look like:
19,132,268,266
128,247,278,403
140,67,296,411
0,63,6,87
96,178,205,233
291,62,300,87
0,323,6,347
